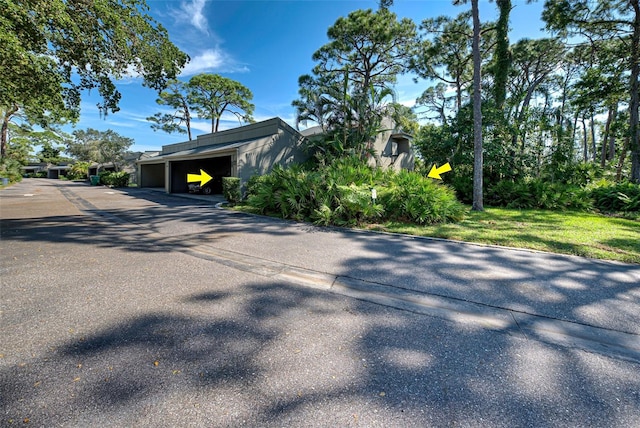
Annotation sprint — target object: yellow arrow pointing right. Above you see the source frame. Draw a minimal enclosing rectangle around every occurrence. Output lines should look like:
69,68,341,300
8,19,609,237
187,169,213,186
427,162,452,180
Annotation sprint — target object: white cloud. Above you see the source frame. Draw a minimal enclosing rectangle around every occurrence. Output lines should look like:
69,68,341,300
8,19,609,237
180,0,209,34
180,49,224,75
190,121,213,133
180,49,249,76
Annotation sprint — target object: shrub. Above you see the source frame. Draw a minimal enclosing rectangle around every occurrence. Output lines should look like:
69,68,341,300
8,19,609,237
98,171,130,187
222,177,241,206
487,179,592,211
68,162,90,181
590,181,640,212
246,159,465,226
0,158,24,184
381,170,466,224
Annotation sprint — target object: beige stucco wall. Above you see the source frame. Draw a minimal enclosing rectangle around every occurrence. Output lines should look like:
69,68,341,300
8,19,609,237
236,127,308,184
368,117,415,171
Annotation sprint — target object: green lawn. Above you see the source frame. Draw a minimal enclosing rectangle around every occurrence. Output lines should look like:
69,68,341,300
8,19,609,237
366,208,640,264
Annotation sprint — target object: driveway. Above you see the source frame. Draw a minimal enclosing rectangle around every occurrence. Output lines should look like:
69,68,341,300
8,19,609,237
1,179,639,427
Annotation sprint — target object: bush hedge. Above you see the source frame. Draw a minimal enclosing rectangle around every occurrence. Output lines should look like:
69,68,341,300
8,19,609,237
485,178,640,213
98,171,130,187
486,179,592,211
246,157,465,226
590,181,640,213
0,158,23,184
222,177,241,206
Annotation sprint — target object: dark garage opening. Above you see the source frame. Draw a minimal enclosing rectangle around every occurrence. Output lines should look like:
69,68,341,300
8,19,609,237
140,163,165,187
170,156,232,194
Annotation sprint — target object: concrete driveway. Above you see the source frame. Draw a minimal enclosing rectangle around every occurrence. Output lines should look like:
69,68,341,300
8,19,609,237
1,179,639,427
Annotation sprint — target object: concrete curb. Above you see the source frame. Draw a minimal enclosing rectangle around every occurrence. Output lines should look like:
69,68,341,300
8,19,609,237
187,243,640,364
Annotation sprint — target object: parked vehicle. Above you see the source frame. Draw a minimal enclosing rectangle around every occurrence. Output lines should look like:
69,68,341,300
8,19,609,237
188,182,213,195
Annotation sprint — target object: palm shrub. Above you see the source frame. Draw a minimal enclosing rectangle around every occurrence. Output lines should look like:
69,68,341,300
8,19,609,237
68,161,90,181
590,181,640,212
487,179,592,210
247,165,316,220
326,183,384,226
246,159,465,226
381,170,466,224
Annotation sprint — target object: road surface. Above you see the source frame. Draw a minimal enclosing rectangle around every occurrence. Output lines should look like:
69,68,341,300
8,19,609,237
1,179,639,427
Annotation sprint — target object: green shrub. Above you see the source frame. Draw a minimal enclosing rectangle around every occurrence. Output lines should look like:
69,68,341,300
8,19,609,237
1,158,24,184
222,177,241,206
590,181,640,212
68,162,90,181
381,170,466,224
98,171,130,187
487,179,592,211
246,159,465,226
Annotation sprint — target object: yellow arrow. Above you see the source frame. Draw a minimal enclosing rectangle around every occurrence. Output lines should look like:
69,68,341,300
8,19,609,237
187,169,213,186
428,162,452,180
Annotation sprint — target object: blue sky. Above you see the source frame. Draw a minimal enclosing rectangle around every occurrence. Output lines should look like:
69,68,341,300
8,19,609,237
70,0,546,153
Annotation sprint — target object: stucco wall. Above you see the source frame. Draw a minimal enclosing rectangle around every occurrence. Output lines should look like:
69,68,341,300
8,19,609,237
368,117,415,171
236,128,308,184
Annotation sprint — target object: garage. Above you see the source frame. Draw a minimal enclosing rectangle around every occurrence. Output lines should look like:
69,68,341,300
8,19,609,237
139,163,165,188
170,155,232,194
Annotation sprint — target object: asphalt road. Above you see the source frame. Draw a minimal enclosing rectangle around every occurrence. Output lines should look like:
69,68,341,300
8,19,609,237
1,179,639,427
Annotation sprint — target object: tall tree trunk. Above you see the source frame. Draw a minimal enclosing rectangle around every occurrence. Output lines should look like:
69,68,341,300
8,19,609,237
183,100,193,141
617,136,631,181
572,112,579,149
582,118,588,162
601,104,616,167
471,0,483,211
629,0,640,183
493,0,511,112
590,111,597,163
1,105,19,159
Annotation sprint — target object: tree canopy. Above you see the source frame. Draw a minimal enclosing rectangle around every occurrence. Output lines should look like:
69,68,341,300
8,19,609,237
147,74,255,136
187,74,255,133
294,8,416,161
67,128,133,171
147,80,194,140
542,0,640,182
312,8,417,94
0,0,188,157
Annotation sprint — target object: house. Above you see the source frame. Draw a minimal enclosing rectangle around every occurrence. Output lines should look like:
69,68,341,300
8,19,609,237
89,151,160,184
47,164,71,179
21,163,47,176
137,116,414,195
300,116,415,171
137,118,307,194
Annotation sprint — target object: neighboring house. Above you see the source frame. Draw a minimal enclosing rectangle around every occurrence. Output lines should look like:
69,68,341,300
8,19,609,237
137,116,414,195
376,117,414,171
21,163,47,176
47,164,71,179
89,151,159,184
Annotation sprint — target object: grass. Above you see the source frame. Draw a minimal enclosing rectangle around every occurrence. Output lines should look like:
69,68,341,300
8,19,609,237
366,208,640,264
232,202,640,264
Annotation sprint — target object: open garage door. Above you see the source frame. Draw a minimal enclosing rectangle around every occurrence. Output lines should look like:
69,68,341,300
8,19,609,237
170,156,232,194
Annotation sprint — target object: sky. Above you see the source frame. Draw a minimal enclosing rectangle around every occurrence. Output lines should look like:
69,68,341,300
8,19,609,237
69,0,547,153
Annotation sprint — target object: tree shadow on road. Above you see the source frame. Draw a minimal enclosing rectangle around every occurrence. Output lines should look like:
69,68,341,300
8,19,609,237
2,278,639,426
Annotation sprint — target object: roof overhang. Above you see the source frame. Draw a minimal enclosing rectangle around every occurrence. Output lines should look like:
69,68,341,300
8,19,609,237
137,141,244,164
